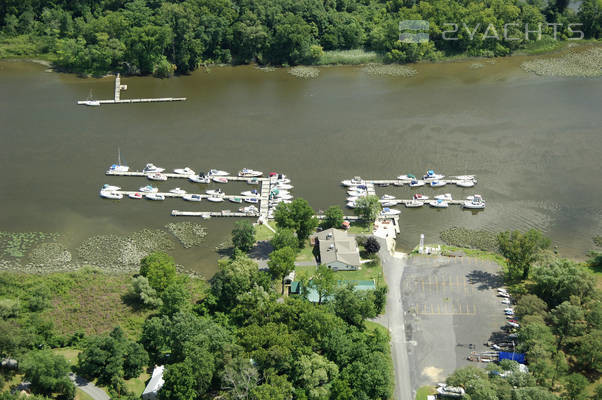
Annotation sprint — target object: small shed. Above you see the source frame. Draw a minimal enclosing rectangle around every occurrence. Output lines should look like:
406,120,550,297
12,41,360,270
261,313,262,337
142,365,165,400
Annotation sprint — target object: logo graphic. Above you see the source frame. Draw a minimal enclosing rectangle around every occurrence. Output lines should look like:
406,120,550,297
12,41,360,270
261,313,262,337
399,20,430,43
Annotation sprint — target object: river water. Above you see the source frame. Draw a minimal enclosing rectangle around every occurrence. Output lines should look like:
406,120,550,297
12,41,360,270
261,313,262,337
0,55,600,276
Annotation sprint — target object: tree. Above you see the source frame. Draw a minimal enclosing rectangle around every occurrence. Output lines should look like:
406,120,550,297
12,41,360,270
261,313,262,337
232,220,256,252
497,229,551,280
294,353,339,400
159,362,197,400
364,237,380,255
578,0,602,39
271,228,299,251
531,260,595,308
122,341,148,380
334,285,376,327
250,373,294,400
160,282,191,316
310,265,336,305
21,350,75,399
353,196,381,223
515,294,548,319
322,206,344,230
139,252,177,293
268,247,296,294
130,276,162,308
564,373,589,400
221,357,259,400
274,199,318,246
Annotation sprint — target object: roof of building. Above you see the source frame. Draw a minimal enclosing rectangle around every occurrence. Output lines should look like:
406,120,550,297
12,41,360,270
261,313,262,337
316,228,360,267
142,365,165,396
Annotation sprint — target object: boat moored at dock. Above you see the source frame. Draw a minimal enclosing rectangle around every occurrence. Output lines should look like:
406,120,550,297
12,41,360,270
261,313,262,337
238,168,263,177
100,190,123,199
148,173,167,181
143,163,165,173
145,193,165,201
174,167,195,175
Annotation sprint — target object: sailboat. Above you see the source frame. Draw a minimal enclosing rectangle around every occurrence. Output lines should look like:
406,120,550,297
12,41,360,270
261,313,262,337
108,147,129,172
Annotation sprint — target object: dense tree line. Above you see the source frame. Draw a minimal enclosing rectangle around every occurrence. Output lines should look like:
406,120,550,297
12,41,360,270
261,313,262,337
0,0,600,76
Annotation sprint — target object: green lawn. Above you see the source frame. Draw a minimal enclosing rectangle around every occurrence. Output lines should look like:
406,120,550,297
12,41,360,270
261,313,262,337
415,386,436,400
438,245,508,268
296,241,318,263
334,258,384,286
125,372,151,396
294,265,316,280
52,348,81,367
348,222,373,234
255,224,275,242
76,388,95,400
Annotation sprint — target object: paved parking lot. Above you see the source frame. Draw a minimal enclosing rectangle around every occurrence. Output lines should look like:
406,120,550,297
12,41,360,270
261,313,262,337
401,255,507,389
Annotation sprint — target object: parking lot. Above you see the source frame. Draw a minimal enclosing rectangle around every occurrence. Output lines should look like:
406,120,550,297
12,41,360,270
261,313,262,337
401,255,507,389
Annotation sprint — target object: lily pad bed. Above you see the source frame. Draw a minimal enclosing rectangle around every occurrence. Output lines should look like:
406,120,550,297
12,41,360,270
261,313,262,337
440,227,499,253
362,64,417,77
166,222,207,249
0,232,60,259
521,47,602,77
594,235,602,247
288,66,320,79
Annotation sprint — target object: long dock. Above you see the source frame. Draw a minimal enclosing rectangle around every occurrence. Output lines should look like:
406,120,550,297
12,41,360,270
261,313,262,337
171,210,259,218
111,190,260,202
106,170,266,182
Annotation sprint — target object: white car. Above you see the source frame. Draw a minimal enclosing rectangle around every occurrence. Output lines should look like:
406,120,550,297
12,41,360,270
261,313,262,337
501,299,511,305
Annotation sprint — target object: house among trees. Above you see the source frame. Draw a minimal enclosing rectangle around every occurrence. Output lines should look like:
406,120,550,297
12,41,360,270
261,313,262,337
142,365,165,400
314,228,361,271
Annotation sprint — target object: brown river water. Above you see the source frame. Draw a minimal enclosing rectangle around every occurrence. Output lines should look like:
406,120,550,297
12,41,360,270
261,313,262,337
0,55,600,276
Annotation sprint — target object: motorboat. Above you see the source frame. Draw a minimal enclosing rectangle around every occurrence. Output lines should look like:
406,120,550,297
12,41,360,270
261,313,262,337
238,168,263,177
430,181,447,188
431,199,449,208
229,197,243,204
405,199,423,208
341,176,365,187
347,189,366,196
102,184,121,191
145,193,165,201
207,196,224,202
464,195,486,209
143,163,165,173
174,167,195,175
276,178,291,184
346,201,357,208
100,190,122,199
108,148,129,172
413,193,429,200
423,170,445,180
381,207,401,216
212,177,228,184
276,194,293,200
244,198,259,204
347,196,361,202
206,189,223,195
380,201,398,207
139,185,158,193
275,183,294,190
456,180,475,188
240,205,259,214
148,173,167,181
247,178,260,185
128,192,143,199
241,190,259,197
82,100,101,106
169,188,187,195
381,194,396,200
397,174,416,180
394,181,404,186
409,180,425,188
274,189,290,196
434,193,453,201
455,175,476,181
189,175,211,184
208,169,229,176
183,194,202,202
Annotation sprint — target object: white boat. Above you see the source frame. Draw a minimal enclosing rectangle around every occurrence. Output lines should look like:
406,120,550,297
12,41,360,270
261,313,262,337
207,196,224,202
247,178,260,185
430,181,447,188
347,196,361,202
143,163,165,173
276,194,293,200
241,190,259,197
276,178,291,184
82,100,101,107
206,189,223,195
346,201,357,208
464,194,486,209
275,183,294,190
174,167,195,175
102,184,121,191
183,194,202,202
405,199,423,208
434,193,453,201
244,198,259,204
341,176,365,187
397,174,416,180
413,193,429,200
381,207,401,216
100,190,122,199
189,175,211,184
208,169,229,176
240,205,259,214
108,148,129,172
212,177,228,183
229,197,243,204
431,199,449,208
169,188,187,195
148,173,167,181
409,180,425,188
393,181,404,186
423,170,445,180
238,168,263,177
146,193,165,201
456,180,475,188
381,194,396,200
128,192,143,199
139,185,158,193
347,189,366,196
380,201,398,207
455,175,476,181
275,189,290,196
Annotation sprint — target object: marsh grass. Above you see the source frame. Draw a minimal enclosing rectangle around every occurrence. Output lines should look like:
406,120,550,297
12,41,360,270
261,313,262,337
288,66,320,79
521,46,602,77
362,63,417,77
317,49,382,65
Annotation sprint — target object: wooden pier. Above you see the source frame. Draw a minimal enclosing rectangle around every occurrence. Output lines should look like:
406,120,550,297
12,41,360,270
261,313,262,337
171,210,259,218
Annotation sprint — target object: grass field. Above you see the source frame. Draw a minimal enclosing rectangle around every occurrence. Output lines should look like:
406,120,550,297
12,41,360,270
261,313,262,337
317,49,383,65
348,222,373,234
415,386,436,400
254,224,275,242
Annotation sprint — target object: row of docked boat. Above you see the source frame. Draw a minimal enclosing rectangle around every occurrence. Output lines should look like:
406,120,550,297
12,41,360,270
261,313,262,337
341,170,478,188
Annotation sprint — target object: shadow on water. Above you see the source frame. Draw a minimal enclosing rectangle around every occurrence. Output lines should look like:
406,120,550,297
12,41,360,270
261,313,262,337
466,269,503,290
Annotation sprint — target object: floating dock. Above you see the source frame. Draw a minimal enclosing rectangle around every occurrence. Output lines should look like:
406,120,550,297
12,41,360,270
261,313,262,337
78,74,186,106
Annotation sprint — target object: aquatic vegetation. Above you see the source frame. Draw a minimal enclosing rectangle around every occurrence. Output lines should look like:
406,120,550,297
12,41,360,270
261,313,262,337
317,49,382,65
594,235,602,247
28,242,72,268
521,47,602,77
362,64,417,77
0,231,60,258
470,63,484,69
166,222,207,249
255,66,275,72
288,66,320,79
440,227,499,253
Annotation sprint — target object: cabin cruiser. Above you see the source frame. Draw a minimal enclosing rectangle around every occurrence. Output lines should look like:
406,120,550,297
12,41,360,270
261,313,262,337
100,190,122,199
148,173,167,181
169,188,187,195
207,195,224,202
380,201,397,207
397,174,416,180
413,193,429,200
128,192,143,199
238,168,263,177
276,194,293,200
347,189,367,196
405,199,423,208
431,199,449,208
208,169,230,176
206,189,223,196
212,177,228,183
241,190,259,197
229,197,243,204
381,207,401,216
341,176,365,187
346,201,357,208
183,194,202,202
82,100,101,107
174,167,195,175
143,163,165,173
139,185,158,193
189,175,211,184
430,181,447,188
381,194,396,200
145,193,165,201
347,196,361,202
409,180,425,188
108,164,129,172
454,175,476,182
244,198,259,204
240,205,259,214
247,178,260,185
434,193,453,201
102,184,121,191
464,194,486,209
275,183,294,190
456,180,475,188
393,181,404,186
423,170,445,180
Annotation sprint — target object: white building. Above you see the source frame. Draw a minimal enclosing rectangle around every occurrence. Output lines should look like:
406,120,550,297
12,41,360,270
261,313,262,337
142,365,165,400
